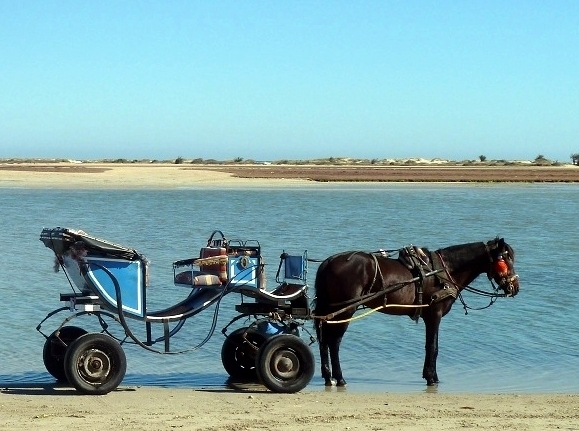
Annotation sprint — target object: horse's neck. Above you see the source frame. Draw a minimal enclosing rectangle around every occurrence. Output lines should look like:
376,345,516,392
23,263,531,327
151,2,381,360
437,242,488,287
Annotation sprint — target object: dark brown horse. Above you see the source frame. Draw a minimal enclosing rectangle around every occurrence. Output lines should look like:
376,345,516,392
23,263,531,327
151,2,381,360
313,238,519,387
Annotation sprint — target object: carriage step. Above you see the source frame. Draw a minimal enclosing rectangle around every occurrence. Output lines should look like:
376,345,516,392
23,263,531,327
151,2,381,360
60,292,101,304
60,292,102,312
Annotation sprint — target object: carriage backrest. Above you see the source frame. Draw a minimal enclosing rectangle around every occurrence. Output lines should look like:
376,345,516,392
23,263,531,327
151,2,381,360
198,246,228,282
40,227,148,318
226,239,262,288
276,251,308,285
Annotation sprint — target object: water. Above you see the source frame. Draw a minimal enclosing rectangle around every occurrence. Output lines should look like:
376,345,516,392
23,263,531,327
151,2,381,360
1,183,578,393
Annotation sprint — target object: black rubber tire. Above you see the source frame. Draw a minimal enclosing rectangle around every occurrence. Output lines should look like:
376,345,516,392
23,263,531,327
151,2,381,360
64,333,127,395
256,334,314,393
42,326,88,382
221,327,267,381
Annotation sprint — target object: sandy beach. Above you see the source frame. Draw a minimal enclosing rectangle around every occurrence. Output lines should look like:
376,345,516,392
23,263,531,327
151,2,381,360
0,162,578,188
0,385,577,430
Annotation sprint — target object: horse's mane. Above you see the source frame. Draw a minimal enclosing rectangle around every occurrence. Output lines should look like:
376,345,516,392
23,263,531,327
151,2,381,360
437,241,489,268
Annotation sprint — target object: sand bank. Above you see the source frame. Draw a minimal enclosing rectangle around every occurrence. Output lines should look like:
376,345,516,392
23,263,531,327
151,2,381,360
0,162,577,188
0,163,308,189
1,385,578,430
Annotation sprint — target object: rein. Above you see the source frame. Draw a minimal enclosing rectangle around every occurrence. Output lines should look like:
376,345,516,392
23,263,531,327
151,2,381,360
314,267,442,322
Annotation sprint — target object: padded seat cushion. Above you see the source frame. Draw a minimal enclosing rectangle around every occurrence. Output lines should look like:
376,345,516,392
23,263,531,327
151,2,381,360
174,270,221,287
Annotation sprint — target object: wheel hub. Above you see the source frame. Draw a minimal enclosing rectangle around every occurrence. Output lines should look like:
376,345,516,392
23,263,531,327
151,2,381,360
79,349,111,382
272,351,300,380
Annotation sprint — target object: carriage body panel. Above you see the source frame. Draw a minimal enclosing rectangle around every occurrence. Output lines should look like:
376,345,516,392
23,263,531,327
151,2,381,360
228,255,260,288
84,256,145,318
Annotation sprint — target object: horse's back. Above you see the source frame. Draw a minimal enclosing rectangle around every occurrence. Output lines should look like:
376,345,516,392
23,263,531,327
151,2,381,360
314,250,417,314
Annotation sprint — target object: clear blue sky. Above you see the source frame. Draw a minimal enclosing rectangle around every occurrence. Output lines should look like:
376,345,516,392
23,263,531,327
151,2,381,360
1,1,578,162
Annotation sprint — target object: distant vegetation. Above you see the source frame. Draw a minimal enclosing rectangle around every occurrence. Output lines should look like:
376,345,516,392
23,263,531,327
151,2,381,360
168,155,569,167
1,155,576,167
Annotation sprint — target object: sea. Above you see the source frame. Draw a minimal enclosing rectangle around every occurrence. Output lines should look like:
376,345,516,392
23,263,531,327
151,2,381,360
1,182,578,394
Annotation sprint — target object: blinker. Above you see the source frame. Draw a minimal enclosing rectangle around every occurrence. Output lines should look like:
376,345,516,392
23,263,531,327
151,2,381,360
494,258,508,276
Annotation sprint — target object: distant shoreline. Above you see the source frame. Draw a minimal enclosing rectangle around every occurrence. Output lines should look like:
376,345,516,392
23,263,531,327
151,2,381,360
0,161,577,188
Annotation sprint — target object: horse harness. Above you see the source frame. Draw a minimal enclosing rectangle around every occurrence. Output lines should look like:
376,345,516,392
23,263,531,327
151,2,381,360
319,240,516,324
323,249,457,322
397,246,459,320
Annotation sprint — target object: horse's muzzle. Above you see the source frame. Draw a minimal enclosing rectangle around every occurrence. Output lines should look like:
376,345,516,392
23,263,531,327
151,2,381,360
501,274,520,297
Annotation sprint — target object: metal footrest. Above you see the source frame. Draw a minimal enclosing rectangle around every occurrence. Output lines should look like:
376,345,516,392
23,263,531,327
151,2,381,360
235,302,310,318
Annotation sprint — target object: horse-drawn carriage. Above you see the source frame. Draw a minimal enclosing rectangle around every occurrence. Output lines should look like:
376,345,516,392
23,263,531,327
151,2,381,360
37,227,315,395
38,227,520,394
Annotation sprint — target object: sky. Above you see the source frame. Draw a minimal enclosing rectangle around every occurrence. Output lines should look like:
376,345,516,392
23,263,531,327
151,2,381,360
1,1,578,162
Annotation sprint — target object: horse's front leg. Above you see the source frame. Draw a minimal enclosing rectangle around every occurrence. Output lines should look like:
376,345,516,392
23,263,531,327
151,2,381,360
422,316,440,385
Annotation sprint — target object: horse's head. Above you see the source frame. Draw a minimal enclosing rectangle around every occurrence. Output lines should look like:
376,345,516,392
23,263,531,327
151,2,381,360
485,238,519,297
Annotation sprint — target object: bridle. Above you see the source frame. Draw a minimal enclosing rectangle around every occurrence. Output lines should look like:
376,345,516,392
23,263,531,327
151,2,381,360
431,241,519,314
484,243,519,297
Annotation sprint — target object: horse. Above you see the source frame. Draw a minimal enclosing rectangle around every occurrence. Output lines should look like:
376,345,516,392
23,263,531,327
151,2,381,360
313,238,519,387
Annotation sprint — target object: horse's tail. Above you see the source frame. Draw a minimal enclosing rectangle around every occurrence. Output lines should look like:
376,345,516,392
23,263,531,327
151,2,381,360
313,257,332,337
313,258,329,313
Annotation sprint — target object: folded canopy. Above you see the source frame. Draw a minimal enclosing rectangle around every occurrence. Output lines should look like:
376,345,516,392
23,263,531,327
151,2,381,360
40,227,145,262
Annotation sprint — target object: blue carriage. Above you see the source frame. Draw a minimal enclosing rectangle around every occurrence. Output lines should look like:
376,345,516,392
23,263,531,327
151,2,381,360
37,227,314,395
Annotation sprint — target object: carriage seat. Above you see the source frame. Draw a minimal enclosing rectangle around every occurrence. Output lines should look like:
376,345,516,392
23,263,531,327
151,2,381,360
173,269,222,287
237,282,308,302
270,282,307,298
173,232,262,289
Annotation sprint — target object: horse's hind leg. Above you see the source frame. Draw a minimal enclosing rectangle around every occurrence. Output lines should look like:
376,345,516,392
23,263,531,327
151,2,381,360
328,335,347,386
316,321,333,386
326,321,349,387
316,320,348,386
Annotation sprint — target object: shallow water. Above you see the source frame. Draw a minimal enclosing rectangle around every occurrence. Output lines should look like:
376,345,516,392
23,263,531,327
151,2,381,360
1,183,578,393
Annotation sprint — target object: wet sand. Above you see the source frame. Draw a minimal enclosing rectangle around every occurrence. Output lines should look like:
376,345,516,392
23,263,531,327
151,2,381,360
1,385,578,430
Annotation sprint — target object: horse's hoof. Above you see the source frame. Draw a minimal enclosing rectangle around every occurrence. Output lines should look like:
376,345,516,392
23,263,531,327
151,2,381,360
426,380,438,386
324,380,334,387
336,379,347,387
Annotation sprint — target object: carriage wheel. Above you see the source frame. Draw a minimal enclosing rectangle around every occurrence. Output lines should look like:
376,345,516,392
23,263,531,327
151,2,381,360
221,327,267,381
43,326,88,383
256,334,314,393
64,333,126,395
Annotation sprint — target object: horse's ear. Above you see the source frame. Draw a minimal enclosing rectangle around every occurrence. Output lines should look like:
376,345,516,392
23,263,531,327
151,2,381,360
488,237,503,250
488,237,505,254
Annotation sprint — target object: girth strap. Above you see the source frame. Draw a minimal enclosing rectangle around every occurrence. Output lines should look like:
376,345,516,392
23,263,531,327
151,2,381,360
399,246,433,320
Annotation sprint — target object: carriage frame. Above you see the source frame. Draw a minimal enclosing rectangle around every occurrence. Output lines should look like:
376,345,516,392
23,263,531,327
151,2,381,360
37,227,315,395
